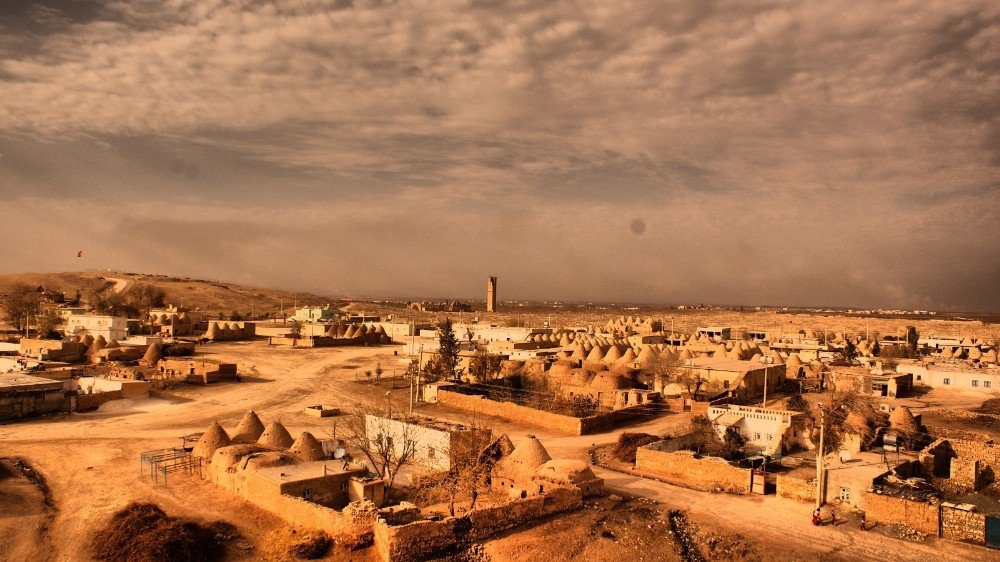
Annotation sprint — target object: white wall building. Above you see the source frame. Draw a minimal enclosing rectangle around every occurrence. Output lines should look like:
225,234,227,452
707,404,808,455
64,314,128,341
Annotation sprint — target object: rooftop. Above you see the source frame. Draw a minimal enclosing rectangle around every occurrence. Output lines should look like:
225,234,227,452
254,460,365,483
0,372,64,391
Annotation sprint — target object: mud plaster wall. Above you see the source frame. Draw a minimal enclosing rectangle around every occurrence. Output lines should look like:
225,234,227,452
635,448,750,494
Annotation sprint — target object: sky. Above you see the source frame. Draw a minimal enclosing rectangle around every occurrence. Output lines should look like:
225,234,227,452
0,1,998,311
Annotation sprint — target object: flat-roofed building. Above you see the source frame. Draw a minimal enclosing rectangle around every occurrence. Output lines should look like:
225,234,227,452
683,357,785,400
65,314,128,341
696,326,731,342
0,372,66,421
365,414,492,472
707,404,808,455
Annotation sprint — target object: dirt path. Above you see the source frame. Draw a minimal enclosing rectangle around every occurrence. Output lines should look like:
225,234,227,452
105,277,129,294
0,341,398,561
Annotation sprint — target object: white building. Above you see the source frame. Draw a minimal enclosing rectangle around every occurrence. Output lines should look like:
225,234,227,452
64,314,128,341
365,414,490,472
707,404,808,455
292,305,339,323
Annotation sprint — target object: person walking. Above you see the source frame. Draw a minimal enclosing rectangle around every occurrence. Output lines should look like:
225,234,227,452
859,514,867,530
812,508,821,526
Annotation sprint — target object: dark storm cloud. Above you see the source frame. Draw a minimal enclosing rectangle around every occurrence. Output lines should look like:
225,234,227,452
0,0,998,311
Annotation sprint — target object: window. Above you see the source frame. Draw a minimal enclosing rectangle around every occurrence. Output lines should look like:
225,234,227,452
340,481,348,491
972,380,979,388
723,380,729,389
754,432,761,440
943,378,950,385
427,446,436,459
839,487,851,502
916,375,922,381
986,381,992,388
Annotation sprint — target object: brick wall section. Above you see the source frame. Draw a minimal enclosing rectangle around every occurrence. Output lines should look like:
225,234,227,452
949,439,1000,490
76,390,124,412
635,447,750,494
941,506,986,543
438,389,652,435
438,389,582,434
864,492,940,536
776,474,816,503
373,486,582,562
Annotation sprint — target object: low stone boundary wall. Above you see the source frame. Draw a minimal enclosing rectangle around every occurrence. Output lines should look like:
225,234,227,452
437,388,652,435
776,474,816,502
76,390,125,412
941,503,986,543
864,492,940,536
373,486,582,562
635,446,750,494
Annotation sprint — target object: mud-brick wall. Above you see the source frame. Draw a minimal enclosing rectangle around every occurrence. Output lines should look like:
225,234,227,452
864,492,940,536
635,448,750,494
776,474,816,503
941,506,986,544
76,390,124,411
437,389,583,434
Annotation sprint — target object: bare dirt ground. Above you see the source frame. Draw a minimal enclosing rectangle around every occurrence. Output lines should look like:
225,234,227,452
2,339,999,561
0,457,56,561
480,495,761,562
0,341,401,561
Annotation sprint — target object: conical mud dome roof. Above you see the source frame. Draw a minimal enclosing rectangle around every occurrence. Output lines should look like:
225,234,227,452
233,410,266,442
193,421,231,462
289,432,326,461
258,421,294,449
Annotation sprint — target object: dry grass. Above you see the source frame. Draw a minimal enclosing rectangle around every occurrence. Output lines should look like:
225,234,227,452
611,433,660,463
89,503,226,562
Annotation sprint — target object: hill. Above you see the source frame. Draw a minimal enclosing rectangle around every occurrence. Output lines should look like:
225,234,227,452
0,271,337,317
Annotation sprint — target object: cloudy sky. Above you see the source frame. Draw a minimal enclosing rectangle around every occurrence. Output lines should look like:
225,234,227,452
1,1,998,311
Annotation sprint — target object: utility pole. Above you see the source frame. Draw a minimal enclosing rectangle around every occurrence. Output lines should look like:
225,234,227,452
416,344,424,404
762,358,769,408
816,403,826,509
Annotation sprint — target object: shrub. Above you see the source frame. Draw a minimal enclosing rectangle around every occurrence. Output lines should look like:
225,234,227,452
612,433,660,463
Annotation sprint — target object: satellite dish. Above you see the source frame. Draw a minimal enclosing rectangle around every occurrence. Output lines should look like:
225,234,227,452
334,448,346,459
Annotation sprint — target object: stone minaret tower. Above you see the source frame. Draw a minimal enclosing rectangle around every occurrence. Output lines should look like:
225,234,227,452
487,276,497,312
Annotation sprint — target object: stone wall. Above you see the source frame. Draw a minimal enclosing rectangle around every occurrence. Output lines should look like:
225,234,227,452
941,504,986,543
776,474,816,503
635,447,750,494
210,463,376,544
437,388,652,435
949,439,1000,490
76,389,124,412
373,486,582,562
863,492,940,536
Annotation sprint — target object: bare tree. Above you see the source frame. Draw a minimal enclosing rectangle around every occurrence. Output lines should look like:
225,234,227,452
2,284,41,336
650,353,705,397
341,404,419,502
438,424,494,516
468,349,504,382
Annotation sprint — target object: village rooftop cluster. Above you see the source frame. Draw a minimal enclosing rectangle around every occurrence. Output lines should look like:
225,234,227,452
1,273,999,560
